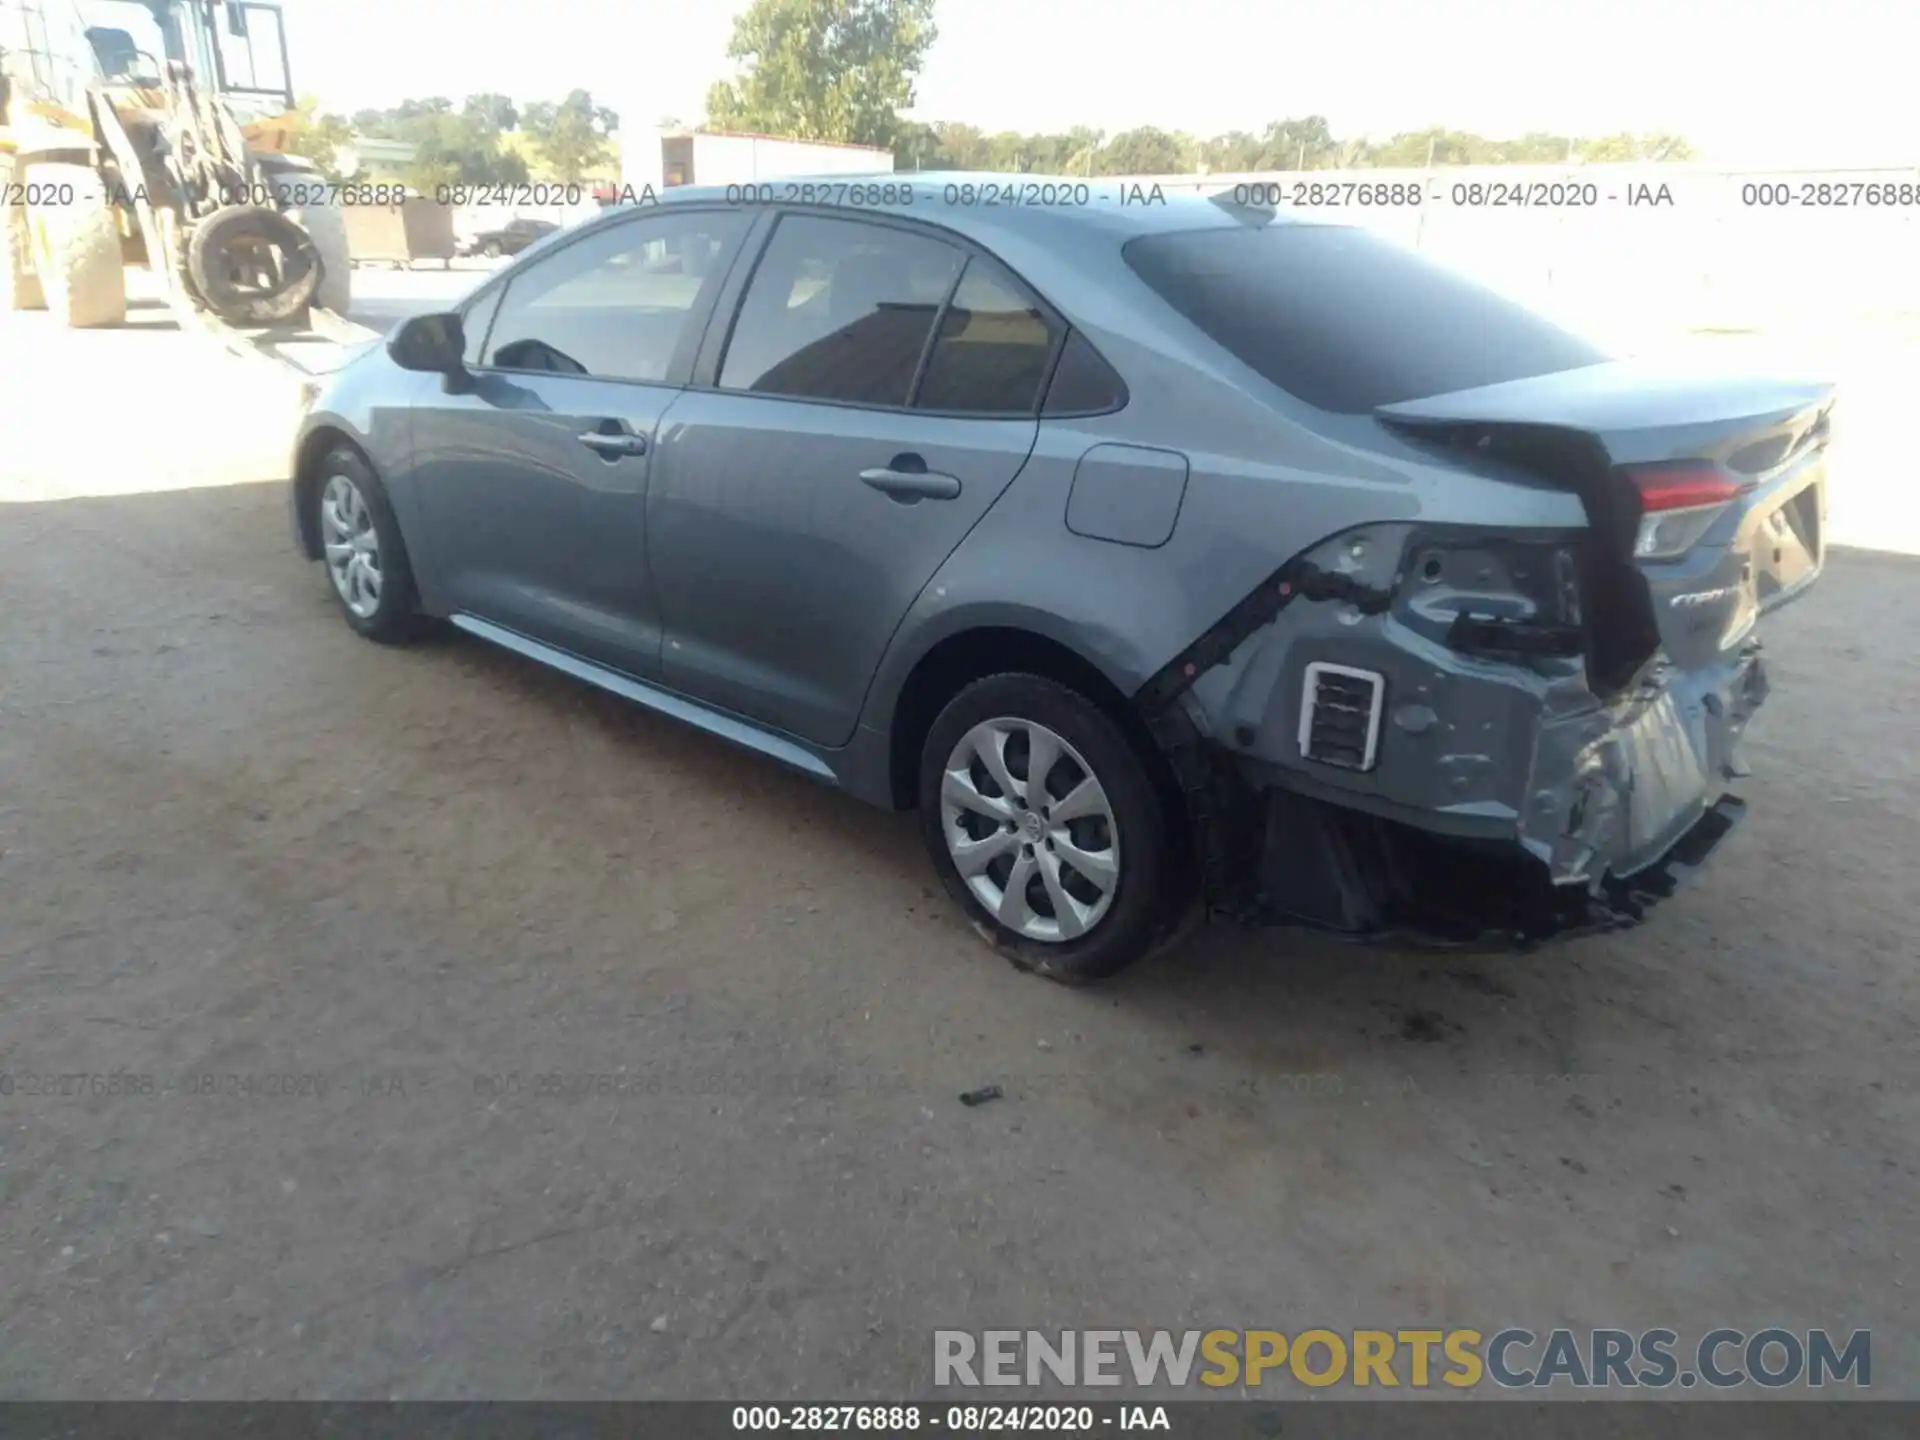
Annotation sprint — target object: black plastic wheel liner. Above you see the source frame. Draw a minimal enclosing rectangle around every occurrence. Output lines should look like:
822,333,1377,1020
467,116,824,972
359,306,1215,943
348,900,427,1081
185,203,321,324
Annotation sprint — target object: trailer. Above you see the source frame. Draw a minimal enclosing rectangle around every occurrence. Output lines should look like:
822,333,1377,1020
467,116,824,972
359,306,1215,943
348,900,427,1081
619,127,893,197
342,196,456,268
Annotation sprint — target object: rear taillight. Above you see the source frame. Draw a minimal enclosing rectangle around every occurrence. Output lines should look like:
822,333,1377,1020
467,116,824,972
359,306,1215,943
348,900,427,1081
1626,462,1741,561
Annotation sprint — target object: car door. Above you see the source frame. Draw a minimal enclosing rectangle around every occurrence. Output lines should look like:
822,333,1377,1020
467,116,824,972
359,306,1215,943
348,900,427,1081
407,206,753,678
648,213,1059,747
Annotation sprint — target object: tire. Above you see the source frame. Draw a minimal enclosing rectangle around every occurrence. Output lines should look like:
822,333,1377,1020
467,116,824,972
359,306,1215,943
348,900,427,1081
310,446,423,643
918,673,1175,984
482,239,502,259
2,155,46,311
271,180,352,314
185,202,321,323
24,163,126,328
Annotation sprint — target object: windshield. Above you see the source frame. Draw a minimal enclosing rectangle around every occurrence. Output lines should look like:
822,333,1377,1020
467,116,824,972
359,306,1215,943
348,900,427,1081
78,0,166,79
1124,222,1608,413
75,0,288,105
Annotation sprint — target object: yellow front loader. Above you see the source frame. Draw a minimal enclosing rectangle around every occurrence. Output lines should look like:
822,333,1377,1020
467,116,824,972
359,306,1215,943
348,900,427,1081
2,0,348,328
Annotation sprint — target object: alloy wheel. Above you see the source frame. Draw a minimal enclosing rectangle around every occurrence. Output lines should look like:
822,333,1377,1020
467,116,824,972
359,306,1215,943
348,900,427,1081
939,717,1121,942
320,472,383,619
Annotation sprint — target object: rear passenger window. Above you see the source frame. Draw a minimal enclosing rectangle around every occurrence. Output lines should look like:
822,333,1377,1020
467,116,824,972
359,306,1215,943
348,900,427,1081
1042,330,1128,415
481,209,749,382
914,257,1059,415
719,215,962,407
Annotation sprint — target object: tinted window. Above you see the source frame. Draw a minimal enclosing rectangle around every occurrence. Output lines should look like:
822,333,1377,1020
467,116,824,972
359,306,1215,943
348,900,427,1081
914,256,1059,415
482,209,748,382
1042,330,1128,415
1123,224,1607,414
720,215,962,407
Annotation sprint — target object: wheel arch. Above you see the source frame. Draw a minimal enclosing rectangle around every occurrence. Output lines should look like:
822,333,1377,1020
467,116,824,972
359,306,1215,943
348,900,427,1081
291,424,364,559
884,626,1191,864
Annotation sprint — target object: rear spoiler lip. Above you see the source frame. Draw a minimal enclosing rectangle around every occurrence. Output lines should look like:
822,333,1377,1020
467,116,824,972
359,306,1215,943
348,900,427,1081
1373,359,1836,437
1375,400,1837,473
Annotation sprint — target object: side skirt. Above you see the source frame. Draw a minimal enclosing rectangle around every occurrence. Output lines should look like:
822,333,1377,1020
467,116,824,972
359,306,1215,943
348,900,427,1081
448,614,839,785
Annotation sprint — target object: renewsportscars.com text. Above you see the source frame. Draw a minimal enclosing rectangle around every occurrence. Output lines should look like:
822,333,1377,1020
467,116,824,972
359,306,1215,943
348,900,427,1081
934,1328,1871,1390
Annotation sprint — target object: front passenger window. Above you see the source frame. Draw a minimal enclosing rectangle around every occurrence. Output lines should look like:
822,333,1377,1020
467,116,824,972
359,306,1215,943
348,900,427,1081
481,210,750,383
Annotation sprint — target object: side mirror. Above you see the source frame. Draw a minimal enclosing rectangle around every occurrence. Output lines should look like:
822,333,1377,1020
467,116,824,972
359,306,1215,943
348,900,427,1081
388,311,466,377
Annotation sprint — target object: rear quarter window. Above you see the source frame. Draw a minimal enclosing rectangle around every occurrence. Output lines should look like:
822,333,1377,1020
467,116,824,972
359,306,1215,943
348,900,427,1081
1122,224,1607,414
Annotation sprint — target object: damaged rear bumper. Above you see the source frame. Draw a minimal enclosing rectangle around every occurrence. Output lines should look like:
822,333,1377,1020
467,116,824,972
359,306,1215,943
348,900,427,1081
1138,523,1774,950
1236,783,1747,949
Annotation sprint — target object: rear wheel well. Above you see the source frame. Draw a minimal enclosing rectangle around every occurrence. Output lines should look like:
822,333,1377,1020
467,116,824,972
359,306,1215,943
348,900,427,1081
887,627,1195,874
292,428,364,558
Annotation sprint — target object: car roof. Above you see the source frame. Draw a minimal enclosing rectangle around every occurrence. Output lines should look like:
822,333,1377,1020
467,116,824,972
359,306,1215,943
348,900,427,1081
586,171,1298,248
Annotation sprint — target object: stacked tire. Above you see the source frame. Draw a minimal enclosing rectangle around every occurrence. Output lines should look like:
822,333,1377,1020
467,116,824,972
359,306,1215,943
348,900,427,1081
269,174,351,315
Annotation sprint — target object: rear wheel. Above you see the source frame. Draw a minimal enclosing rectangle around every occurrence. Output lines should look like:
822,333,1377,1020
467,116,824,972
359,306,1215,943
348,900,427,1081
24,163,126,328
918,674,1174,984
311,446,422,643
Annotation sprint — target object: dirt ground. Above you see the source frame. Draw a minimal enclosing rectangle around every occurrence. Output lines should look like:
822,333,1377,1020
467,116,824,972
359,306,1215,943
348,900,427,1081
0,295,1916,1401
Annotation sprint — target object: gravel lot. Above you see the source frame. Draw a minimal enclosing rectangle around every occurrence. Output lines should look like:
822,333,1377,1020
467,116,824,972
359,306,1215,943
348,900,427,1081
1,294,1916,1401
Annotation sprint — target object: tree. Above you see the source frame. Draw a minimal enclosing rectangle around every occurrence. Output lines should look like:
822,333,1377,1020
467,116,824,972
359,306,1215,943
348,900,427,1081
1097,127,1188,176
400,111,528,191
1577,131,1695,163
522,89,616,182
283,96,354,178
462,92,520,136
338,91,1695,185
705,0,938,148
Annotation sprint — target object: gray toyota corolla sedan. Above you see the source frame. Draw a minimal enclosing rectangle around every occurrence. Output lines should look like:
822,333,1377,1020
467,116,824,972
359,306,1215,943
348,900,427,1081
289,175,1832,982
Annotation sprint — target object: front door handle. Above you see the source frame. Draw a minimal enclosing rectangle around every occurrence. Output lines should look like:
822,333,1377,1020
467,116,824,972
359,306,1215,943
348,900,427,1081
859,456,960,502
578,423,647,459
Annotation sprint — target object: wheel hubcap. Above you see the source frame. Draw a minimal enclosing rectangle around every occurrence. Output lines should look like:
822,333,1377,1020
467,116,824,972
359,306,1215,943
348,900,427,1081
319,473,382,618
940,717,1121,943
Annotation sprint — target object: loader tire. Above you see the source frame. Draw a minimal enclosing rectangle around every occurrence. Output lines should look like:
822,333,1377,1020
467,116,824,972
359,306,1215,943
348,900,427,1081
186,203,321,324
270,178,352,315
25,163,126,328
2,156,46,310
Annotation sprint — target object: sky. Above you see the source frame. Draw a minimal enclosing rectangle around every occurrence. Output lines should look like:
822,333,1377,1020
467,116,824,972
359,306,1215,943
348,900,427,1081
282,0,1913,167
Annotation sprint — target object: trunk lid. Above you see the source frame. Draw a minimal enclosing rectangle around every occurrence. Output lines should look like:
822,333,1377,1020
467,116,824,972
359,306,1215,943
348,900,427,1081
1377,357,1834,689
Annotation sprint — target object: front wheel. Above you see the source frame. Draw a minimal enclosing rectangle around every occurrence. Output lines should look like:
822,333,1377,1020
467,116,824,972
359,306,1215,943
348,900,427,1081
918,674,1175,984
311,446,423,643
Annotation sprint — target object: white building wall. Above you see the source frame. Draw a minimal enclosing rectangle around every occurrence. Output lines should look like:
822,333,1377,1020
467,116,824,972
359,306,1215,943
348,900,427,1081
689,133,895,184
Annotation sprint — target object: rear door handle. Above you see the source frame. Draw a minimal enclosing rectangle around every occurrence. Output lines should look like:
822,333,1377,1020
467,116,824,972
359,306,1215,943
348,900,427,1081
859,460,960,502
578,422,648,459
